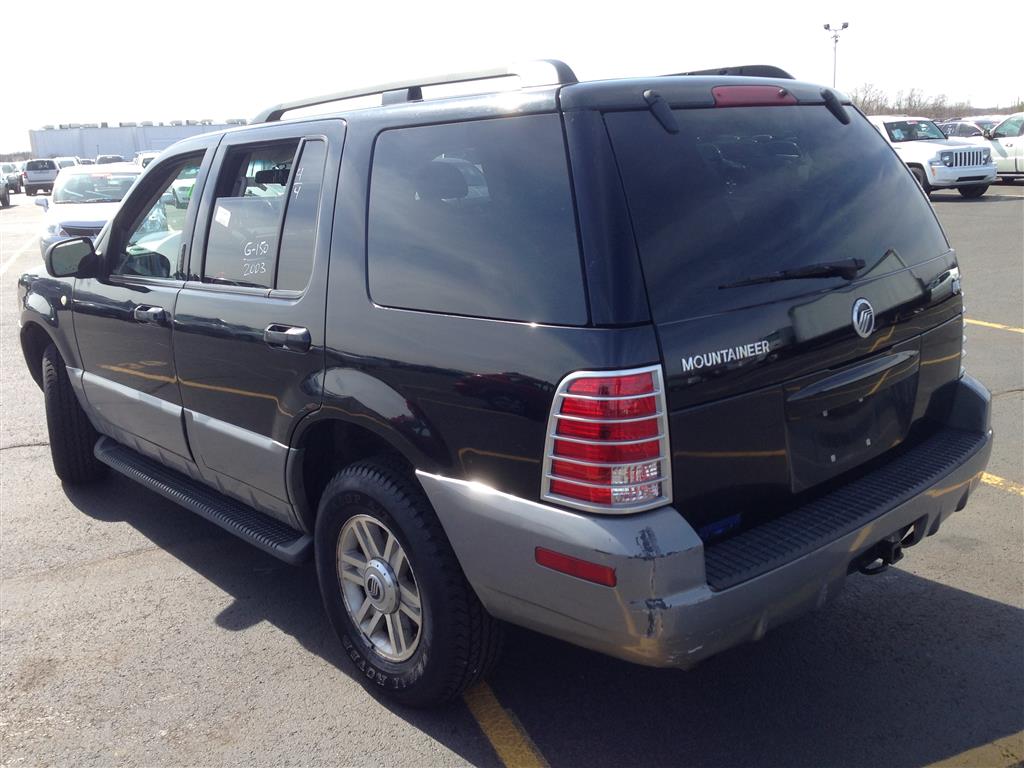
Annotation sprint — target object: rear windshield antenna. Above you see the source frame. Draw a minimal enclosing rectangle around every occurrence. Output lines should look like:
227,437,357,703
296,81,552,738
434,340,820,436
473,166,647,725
821,88,851,125
643,90,680,134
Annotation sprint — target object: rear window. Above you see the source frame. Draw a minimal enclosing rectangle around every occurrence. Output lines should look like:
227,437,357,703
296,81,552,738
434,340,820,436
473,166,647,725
27,160,57,171
367,115,587,325
605,106,949,323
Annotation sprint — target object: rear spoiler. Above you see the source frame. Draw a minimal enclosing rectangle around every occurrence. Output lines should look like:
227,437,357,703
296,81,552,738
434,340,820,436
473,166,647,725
666,65,794,80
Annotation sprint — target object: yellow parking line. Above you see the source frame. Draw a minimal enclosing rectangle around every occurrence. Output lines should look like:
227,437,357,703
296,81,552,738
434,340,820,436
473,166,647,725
463,682,547,768
981,472,1024,497
965,318,1024,334
926,730,1023,767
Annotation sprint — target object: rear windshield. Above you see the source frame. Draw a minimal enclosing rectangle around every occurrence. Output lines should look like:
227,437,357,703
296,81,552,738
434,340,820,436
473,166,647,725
27,160,57,171
605,106,949,323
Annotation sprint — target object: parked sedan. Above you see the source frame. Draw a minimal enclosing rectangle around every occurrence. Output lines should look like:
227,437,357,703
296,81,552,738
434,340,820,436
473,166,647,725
940,116,1003,138
36,163,142,255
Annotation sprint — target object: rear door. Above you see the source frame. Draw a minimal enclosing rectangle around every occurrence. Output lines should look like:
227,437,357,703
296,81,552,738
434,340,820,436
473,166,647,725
172,119,342,524
73,142,216,462
989,114,1023,173
603,98,963,537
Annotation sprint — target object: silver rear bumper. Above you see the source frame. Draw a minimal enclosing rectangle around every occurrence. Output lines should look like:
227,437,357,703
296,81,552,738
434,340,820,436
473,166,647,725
418,375,992,669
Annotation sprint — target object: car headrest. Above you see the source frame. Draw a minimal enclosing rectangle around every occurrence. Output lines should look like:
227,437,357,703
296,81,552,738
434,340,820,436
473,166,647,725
254,168,290,185
415,162,468,201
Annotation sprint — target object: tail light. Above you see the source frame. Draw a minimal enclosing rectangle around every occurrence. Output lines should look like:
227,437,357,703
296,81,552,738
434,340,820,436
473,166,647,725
542,365,672,514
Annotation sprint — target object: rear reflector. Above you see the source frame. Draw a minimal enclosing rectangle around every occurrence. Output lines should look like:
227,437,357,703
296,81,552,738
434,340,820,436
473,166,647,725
535,547,617,587
712,85,798,107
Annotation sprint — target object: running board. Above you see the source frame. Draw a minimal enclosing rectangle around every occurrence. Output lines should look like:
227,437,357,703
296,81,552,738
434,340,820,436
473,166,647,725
94,436,312,564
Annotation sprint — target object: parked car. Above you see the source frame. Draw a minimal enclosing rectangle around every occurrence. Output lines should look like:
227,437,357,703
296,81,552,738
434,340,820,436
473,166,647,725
96,154,125,165
938,115,1003,138
18,61,992,708
55,156,81,169
2,162,23,193
34,163,142,255
79,158,96,165
968,112,1023,183
22,158,60,195
867,115,996,197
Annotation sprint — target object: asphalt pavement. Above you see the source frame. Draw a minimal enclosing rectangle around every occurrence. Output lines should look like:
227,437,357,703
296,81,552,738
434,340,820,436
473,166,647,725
1,183,1021,767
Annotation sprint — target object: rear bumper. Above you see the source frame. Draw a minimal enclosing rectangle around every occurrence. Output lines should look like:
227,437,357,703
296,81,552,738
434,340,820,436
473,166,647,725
419,375,992,669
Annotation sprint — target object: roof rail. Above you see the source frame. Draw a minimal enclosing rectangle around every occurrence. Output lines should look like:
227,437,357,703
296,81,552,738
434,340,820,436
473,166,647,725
251,59,578,124
666,64,795,80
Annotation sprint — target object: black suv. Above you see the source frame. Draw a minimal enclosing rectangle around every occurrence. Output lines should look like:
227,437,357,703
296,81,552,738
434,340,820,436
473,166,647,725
19,60,993,707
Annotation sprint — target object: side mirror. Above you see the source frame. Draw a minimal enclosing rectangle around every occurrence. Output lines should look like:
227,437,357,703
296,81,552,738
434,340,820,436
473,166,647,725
34,196,49,211
45,237,96,278
983,129,993,139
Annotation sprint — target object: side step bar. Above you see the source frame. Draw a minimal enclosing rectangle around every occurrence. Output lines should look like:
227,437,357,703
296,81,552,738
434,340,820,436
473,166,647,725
94,437,312,564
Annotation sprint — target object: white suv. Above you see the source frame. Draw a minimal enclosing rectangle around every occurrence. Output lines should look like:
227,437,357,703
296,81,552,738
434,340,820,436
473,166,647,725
868,115,996,198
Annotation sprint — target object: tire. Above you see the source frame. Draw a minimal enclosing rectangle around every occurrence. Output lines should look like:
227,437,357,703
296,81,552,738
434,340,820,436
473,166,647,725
910,166,931,194
315,459,502,707
0,189,9,208
958,185,988,199
27,187,36,196
41,344,105,484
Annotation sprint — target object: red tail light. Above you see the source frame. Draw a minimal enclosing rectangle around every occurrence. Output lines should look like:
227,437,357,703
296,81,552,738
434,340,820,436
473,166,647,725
542,365,672,513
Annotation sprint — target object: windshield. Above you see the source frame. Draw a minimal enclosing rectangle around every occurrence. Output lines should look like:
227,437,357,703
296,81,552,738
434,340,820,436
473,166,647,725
883,120,946,142
53,171,140,204
605,105,949,322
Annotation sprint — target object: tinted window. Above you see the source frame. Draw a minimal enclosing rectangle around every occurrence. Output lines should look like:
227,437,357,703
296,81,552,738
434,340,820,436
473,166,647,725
368,115,586,325
605,106,949,323
27,160,57,171
276,140,327,291
882,119,946,142
111,154,204,279
203,141,299,288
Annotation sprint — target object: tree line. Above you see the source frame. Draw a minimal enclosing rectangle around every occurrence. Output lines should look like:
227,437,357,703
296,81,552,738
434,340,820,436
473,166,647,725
849,84,1023,120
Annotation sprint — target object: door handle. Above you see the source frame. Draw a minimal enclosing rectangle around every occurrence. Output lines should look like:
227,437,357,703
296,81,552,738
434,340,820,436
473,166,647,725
264,324,311,352
133,305,166,324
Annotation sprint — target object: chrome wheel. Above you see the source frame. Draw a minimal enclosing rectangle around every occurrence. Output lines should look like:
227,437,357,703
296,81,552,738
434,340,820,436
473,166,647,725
337,514,423,662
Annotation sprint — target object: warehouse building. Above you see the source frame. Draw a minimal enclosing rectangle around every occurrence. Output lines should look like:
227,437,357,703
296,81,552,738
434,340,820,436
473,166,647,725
29,120,246,160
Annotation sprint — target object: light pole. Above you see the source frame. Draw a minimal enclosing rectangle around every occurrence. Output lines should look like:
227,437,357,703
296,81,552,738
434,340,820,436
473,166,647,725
823,22,849,88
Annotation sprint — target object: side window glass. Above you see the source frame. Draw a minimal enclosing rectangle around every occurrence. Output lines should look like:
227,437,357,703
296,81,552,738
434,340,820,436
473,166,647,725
367,115,586,324
203,141,299,288
993,116,1023,139
112,155,203,279
276,140,327,291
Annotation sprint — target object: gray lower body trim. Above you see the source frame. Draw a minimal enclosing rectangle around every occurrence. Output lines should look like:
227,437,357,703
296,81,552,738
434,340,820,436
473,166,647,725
80,371,191,459
418,422,992,670
183,410,296,526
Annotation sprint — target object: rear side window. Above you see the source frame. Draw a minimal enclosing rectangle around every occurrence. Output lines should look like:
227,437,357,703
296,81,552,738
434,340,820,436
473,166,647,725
203,139,327,290
605,106,950,323
27,160,57,171
367,115,586,325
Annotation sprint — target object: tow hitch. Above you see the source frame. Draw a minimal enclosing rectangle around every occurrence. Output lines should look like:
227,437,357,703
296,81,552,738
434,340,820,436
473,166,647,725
856,536,904,576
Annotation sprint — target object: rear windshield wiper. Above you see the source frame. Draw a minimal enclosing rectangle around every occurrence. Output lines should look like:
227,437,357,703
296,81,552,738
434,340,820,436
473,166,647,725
719,258,865,289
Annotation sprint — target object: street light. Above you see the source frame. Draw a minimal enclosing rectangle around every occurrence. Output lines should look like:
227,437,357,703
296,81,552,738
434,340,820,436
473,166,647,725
823,22,849,89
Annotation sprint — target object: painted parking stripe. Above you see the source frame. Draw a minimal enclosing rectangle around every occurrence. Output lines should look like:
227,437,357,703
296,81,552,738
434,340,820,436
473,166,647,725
463,682,547,768
965,318,1024,334
926,729,1023,767
981,472,1024,497
0,235,38,276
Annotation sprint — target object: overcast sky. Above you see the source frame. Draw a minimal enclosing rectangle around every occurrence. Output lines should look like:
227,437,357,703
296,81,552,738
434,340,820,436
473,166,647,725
3,0,1021,153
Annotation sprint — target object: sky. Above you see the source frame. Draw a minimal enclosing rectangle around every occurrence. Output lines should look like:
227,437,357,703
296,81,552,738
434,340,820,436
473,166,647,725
3,0,1021,153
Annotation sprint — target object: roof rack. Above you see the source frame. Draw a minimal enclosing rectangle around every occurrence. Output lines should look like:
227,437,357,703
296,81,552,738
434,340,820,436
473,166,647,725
252,59,578,124
666,64,795,80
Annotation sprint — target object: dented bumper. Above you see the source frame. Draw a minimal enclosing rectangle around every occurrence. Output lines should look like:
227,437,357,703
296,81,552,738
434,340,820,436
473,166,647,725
418,375,992,669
